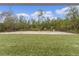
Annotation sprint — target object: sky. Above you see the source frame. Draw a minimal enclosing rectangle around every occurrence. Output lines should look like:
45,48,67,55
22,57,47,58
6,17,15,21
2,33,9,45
0,5,69,19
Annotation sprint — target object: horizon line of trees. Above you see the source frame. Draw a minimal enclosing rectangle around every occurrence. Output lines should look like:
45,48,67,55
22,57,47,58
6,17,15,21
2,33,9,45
0,6,79,33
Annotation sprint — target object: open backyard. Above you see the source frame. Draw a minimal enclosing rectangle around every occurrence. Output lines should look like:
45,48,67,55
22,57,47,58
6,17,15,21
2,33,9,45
0,32,79,56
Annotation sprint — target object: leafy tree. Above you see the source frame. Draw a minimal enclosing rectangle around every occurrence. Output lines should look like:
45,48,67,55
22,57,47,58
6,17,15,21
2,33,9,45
1,11,16,31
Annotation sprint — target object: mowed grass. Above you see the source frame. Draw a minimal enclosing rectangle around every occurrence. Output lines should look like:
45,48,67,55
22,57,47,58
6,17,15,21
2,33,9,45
0,34,79,56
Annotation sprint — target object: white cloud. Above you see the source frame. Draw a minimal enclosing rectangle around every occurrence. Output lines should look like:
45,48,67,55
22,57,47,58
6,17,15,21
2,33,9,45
55,7,69,15
31,11,40,17
16,13,29,17
16,13,30,20
31,11,57,20
31,11,45,17
43,11,53,17
43,11,57,20
30,11,39,20
31,11,54,17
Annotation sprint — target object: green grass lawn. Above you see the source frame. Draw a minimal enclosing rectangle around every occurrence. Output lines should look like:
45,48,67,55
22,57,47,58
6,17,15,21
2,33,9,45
0,34,79,56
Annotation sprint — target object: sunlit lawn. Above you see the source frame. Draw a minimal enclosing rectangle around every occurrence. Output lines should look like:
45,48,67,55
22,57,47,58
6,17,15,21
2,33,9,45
0,34,79,56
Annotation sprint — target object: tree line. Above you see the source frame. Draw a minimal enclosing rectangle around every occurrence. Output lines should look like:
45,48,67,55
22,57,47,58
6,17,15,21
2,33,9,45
0,6,79,33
